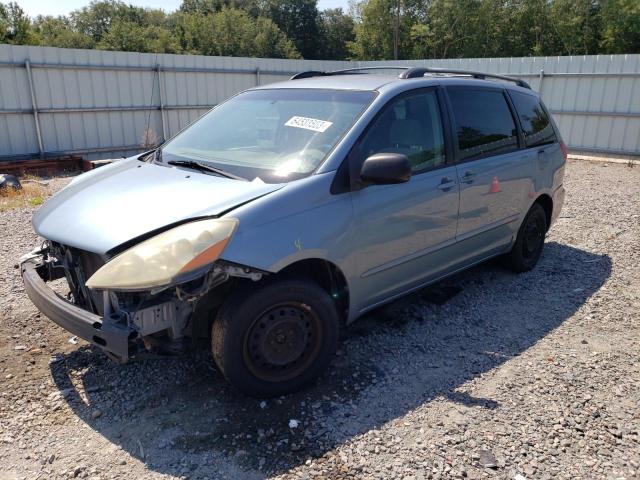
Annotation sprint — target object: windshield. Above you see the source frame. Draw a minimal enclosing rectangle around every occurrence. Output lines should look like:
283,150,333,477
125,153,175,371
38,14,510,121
160,89,376,183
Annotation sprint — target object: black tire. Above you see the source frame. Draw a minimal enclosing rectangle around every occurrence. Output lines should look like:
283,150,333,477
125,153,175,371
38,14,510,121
503,203,547,273
211,278,340,398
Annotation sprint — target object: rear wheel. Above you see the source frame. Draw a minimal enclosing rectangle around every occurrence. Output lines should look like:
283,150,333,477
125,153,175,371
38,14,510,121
211,278,339,397
503,203,547,272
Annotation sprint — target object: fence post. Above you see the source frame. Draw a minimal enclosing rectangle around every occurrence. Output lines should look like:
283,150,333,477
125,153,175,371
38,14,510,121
25,59,44,158
157,64,167,141
255,67,261,86
538,69,545,95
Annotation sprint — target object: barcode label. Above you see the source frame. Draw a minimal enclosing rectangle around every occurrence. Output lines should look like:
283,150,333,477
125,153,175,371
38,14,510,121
285,116,333,133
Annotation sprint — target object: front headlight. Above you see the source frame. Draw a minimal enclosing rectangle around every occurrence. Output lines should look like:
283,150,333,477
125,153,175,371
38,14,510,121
86,218,238,291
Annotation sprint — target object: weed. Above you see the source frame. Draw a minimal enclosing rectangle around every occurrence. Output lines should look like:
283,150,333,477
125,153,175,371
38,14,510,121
0,181,51,211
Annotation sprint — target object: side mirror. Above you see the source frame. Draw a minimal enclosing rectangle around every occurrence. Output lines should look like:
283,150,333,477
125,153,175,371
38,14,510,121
360,153,411,186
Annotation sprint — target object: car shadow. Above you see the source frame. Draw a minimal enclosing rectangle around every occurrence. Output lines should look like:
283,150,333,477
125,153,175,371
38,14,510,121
51,242,611,478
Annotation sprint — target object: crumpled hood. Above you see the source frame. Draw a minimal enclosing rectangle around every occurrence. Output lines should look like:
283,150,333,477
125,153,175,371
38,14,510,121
33,158,282,254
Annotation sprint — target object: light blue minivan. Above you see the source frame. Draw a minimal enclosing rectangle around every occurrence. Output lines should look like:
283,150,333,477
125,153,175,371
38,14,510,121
20,67,566,397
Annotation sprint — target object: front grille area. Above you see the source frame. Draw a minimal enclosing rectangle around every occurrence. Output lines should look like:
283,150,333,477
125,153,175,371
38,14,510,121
50,242,107,315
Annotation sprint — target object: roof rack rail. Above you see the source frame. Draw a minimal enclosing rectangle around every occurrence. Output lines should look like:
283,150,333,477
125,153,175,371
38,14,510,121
290,70,326,80
290,65,531,89
290,66,409,80
329,66,411,74
399,67,531,89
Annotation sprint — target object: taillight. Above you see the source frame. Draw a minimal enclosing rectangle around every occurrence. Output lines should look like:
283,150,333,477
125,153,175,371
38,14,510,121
560,141,569,160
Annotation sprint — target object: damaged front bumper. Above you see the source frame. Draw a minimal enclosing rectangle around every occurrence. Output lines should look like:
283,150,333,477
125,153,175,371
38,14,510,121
21,259,134,362
20,244,266,363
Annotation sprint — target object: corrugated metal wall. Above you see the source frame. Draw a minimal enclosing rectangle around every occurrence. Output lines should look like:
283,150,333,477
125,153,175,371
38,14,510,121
1,44,638,160
0,45,351,160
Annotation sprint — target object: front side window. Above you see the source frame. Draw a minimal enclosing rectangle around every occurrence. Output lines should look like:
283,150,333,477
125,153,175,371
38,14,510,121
356,89,446,173
448,88,518,161
160,89,376,183
509,91,557,148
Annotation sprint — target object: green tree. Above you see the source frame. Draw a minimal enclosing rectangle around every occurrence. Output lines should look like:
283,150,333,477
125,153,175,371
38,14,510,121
410,0,482,59
3,0,640,60
473,0,519,57
173,8,300,58
96,18,180,53
180,0,219,14
253,16,301,58
350,0,396,60
600,0,640,53
180,0,260,15
70,0,125,41
350,0,425,60
261,0,321,59
0,3,8,43
172,11,209,53
318,8,355,59
32,16,95,49
550,0,601,55
95,19,147,51
1,1,34,44
507,0,560,56
207,8,300,58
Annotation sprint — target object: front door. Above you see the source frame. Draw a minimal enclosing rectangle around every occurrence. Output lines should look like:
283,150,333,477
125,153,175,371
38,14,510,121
348,88,460,312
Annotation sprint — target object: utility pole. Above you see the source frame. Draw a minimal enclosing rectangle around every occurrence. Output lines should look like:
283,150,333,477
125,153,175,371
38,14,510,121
393,0,401,60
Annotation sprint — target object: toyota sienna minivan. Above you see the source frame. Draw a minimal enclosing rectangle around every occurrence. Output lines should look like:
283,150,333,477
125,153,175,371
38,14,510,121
20,67,566,397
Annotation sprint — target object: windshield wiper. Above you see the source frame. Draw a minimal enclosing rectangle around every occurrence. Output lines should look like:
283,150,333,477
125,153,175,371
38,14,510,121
167,159,247,181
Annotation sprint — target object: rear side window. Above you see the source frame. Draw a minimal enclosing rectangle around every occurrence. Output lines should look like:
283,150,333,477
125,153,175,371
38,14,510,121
510,91,557,148
448,88,518,161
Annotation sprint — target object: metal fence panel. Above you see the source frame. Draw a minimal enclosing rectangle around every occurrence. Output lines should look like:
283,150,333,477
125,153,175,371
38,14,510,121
1,44,638,160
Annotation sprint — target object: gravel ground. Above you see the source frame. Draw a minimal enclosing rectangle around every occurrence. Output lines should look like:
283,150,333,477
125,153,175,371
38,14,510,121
0,160,638,480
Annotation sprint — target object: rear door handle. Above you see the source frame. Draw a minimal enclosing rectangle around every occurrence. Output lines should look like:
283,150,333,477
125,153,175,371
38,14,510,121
460,170,475,184
437,177,457,191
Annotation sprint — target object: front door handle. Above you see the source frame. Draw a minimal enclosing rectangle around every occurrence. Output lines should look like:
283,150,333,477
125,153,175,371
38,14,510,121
437,177,456,191
460,170,476,184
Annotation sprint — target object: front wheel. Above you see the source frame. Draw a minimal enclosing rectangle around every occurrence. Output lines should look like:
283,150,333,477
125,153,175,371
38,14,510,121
211,278,340,397
503,203,547,273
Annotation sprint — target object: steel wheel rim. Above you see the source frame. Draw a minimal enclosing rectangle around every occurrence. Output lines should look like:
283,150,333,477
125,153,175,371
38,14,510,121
522,215,544,259
243,302,323,383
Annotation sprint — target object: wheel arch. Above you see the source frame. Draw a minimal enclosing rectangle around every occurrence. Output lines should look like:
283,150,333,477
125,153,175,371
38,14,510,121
534,193,553,232
276,258,350,324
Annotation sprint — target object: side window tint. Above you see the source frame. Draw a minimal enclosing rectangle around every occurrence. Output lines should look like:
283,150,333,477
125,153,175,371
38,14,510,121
448,88,518,161
510,91,557,148
358,90,445,173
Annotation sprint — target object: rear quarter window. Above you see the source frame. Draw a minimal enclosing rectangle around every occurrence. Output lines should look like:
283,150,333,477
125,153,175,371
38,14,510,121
447,88,519,161
509,91,557,148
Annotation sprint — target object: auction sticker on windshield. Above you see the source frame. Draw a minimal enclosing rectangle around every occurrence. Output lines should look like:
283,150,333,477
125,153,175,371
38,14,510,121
285,116,333,133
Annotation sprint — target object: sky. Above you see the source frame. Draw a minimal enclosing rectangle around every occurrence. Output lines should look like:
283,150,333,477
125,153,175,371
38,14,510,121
18,0,350,17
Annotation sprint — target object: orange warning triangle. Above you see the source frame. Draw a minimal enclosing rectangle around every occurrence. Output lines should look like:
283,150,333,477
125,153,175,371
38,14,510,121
489,176,501,194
